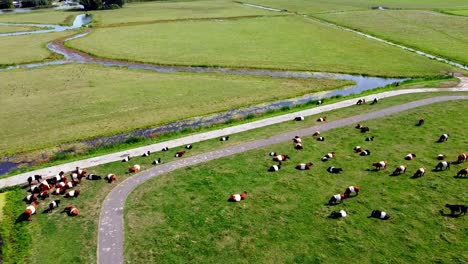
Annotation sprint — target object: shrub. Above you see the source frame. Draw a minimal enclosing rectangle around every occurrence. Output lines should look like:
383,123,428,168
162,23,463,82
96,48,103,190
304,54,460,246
0,0,12,9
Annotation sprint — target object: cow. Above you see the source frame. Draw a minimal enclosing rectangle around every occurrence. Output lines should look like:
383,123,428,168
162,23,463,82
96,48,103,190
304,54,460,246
417,118,425,126
316,100,323,105
23,194,37,204
360,149,371,156
328,194,345,205
360,127,370,133
392,165,407,176
444,204,467,216
329,210,347,218
29,185,40,194
296,162,313,170
185,145,193,149
293,136,302,143
39,182,52,192
294,143,303,150
317,117,327,122
38,191,49,200
162,147,169,151
438,134,449,142
175,151,186,158
365,136,375,142
356,99,366,105
269,152,277,157
27,175,42,186
327,167,343,174
435,161,450,171
105,174,117,183
48,200,60,213
229,191,248,202
321,152,336,161
369,210,390,220
373,161,388,170
456,168,468,177
65,181,77,189
457,153,468,163
268,163,281,172
355,123,364,129
129,164,141,173
405,153,416,160
152,158,162,165
413,168,425,178
317,137,325,141
64,206,79,216
371,98,378,105
294,116,304,121
437,154,445,160
24,201,39,221
122,156,131,162
220,136,230,141
354,146,363,153
273,155,289,162
64,190,80,198
53,187,67,195
87,174,102,180
344,186,360,197
312,131,321,136
70,173,84,183
142,151,151,157
46,171,65,185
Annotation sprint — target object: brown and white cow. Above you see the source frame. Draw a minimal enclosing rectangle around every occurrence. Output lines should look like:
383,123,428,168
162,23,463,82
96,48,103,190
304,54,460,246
354,146,363,153
373,161,388,170
23,194,37,204
413,168,426,178
229,191,248,202
48,200,60,213
24,201,39,221
38,191,49,200
64,206,79,216
321,152,336,161
293,136,302,143
312,131,321,136
328,194,345,205
296,162,313,170
105,174,117,183
457,153,468,164
344,186,360,197
317,117,327,122
175,151,186,158
129,164,141,173
405,153,416,160
64,189,80,198
53,187,67,195
273,155,289,162
393,165,407,175
294,142,303,150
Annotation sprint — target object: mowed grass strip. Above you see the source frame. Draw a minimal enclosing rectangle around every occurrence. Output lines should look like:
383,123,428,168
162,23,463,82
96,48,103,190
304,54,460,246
68,16,452,77
316,10,468,66
0,25,38,33
125,100,468,263
0,10,74,25
0,63,351,156
0,31,72,66
444,9,468,16
90,0,281,27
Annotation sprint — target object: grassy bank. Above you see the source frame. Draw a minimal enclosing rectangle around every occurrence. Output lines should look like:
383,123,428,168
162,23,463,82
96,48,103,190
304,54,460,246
0,63,352,156
0,10,74,25
0,26,38,34
68,16,453,77
315,10,468,66
125,100,468,263
444,9,468,16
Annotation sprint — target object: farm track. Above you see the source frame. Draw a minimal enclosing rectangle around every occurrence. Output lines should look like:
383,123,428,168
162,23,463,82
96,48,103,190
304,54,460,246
97,94,468,264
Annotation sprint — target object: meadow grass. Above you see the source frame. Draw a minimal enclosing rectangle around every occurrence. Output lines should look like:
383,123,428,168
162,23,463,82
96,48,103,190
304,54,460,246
0,192,5,220
90,0,280,27
444,9,468,16
315,10,468,66
0,63,351,156
0,31,72,66
0,9,74,25
124,100,468,263
247,0,468,13
0,25,37,33
1,92,466,263
67,16,453,77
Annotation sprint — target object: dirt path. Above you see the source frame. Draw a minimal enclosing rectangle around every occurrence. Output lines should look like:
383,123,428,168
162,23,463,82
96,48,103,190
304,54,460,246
97,95,468,264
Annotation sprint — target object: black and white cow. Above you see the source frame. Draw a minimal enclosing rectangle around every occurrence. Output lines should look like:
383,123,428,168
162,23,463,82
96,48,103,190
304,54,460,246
152,158,162,165
360,149,371,156
438,134,449,142
370,210,390,220
435,161,450,171
327,167,343,174
87,174,102,180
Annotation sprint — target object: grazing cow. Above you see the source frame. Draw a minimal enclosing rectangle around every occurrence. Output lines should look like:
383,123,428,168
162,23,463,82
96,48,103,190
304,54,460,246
73,167,87,177
317,117,327,122
457,153,468,163
220,136,230,141
296,162,313,170
64,206,79,216
38,191,49,200
316,100,323,105
360,149,371,156
355,123,364,129
370,210,390,220
268,163,281,172
328,194,345,205
405,153,416,160
39,182,52,192
293,136,302,143
457,168,468,177
142,151,151,157
87,174,102,180
356,99,366,105
327,167,343,174
23,194,37,204
273,155,289,162
65,181,77,189
185,144,193,149
64,190,80,198
27,175,42,186
48,200,60,213
27,176,33,186
344,186,360,197
365,136,375,142
129,164,141,173
24,201,39,221
413,168,425,178
360,127,370,133
444,204,467,216
294,143,303,150
354,146,363,153
122,156,131,162
162,147,169,151
438,134,449,142
47,171,65,185
321,152,336,161
55,181,66,189
435,161,450,171
152,158,162,165
312,131,321,136
417,118,425,126
317,137,325,141
229,191,248,202
373,161,388,170
30,185,40,194
371,98,378,105
53,187,67,195
70,173,83,183
437,154,445,160
269,152,277,157
393,165,407,175
294,116,304,121
330,210,347,218
105,174,117,183
175,151,186,158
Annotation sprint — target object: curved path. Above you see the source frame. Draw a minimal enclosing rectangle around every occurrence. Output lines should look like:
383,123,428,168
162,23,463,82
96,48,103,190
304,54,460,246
98,95,468,264
1,82,467,189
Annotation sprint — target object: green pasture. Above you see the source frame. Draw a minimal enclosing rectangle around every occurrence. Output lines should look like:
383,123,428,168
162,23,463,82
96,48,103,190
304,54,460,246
0,63,352,156
0,25,37,33
316,10,468,66
0,192,5,220
67,16,453,77
0,10,74,25
125,100,468,263
247,0,468,13
444,9,468,16
90,0,279,27
0,31,72,66
1,92,467,263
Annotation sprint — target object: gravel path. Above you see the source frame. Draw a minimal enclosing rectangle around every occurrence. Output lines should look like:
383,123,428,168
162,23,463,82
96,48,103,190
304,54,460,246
98,95,468,264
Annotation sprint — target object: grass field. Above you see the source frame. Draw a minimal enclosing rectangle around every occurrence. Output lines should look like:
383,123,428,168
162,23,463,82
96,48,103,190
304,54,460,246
1,92,466,263
0,63,352,156
316,10,468,66
0,10,74,25
90,0,280,27
0,192,5,220
0,25,37,33
124,100,468,263
444,9,468,16
0,31,72,66
247,0,468,13
67,16,453,77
